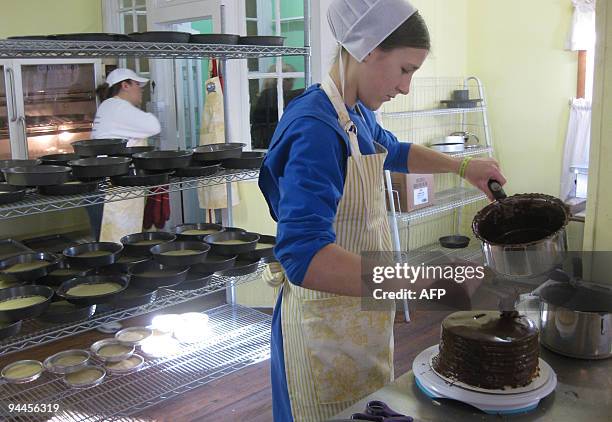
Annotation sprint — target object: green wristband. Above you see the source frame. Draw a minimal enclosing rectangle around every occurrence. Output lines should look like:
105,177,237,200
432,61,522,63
459,157,473,179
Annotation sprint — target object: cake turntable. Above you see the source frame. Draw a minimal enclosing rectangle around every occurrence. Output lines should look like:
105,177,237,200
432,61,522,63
413,345,557,415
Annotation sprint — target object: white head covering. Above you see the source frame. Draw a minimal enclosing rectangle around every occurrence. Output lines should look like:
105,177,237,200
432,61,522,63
327,0,418,62
106,68,149,87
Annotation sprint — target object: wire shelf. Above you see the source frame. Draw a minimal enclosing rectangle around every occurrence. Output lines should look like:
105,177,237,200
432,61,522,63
0,169,259,221
0,39,309,60
447,146,493,158
0,304,271,422
381,106,486,119
394,187,487,223
0,263,265,356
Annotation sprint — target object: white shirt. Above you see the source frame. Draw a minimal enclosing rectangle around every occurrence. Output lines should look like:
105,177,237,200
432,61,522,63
92,97,161,147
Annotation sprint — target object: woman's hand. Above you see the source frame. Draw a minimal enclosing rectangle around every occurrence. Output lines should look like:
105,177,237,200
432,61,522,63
463,157,507,201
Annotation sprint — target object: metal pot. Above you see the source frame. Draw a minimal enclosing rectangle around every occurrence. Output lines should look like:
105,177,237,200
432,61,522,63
517,277,612,359
472,181,569,278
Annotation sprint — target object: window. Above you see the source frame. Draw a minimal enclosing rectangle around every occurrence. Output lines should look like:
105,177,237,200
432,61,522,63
246,0,306,149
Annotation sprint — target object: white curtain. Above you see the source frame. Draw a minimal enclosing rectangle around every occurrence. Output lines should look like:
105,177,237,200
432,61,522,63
566,0,596,51
560,98,591,200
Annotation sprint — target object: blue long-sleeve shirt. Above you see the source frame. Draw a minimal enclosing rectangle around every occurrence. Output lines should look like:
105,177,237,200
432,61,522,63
258,84,411,285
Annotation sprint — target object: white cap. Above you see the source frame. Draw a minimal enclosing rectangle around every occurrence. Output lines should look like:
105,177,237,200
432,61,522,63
105,68,149,87
328,0,418,62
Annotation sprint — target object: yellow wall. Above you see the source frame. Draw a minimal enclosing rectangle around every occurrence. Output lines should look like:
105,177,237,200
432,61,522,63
467,0,576,196
0,0,102,238
0,0,102,38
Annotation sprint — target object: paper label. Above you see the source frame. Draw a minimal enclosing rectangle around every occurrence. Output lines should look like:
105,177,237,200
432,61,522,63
414,187,429,205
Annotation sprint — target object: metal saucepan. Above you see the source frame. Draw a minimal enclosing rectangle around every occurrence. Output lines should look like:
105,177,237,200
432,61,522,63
517,261,612,359
472,180,569,278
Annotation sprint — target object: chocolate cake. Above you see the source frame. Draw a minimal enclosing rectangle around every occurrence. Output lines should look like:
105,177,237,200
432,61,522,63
432,311,539,389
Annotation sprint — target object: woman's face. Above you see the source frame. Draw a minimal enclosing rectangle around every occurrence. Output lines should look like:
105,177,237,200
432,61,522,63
121,80,144,106
357,46,428,110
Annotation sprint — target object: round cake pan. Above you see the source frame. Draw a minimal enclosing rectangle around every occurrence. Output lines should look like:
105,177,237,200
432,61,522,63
216,258,260,277
174,223,224,241
0,251,60,281
0,183,26,205
44,349,91,375
39,153,82,166
170,269,213,291
111,168,172,187
189,33,240,44
63,365,106,389
238,35,285,46
204,231,260,256
37,300,96,324
71,138,128,156
0,159,41,182
190,254,237,273
69,156,131,179
191,143,245,162
221,152,266,169
174,163,221,178
150,241,210,267
439,235,470,249
239,234,276,261
112,146,156,157
110,285,158,309
1,359,44,384
57,274,129,306
105,354,145,375
63,242,123,268
114,255,150,273
0,284,54,323
91,338,135,363
120,231,176,256
128,31,190,43
38,179,99,196
3,165,71,186
128,261,189,289
0,320,22,340
132,150,193,171
222,226,247,233
115,326,153,346
35,260,92,287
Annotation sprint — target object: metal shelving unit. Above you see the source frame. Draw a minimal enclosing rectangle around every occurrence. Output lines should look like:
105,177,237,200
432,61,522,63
0,263,265,356
381,105,485,119
0,169,259,220
0,304,271,422
0,39,309,60
394,186,486,223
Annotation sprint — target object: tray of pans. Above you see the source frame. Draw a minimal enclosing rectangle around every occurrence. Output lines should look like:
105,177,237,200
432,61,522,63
23,234,78,254
57,274,129,306
39,153,82,166
112,146,156,157
238,36,285,46
63,242,123,268
3,165,71,186
132,150,193,171
0,284,54,322
69,156,131,179
128,261,189,289
38,178,100,196
189,33,240,44
129,31,190,43
0,183,26,205
222,152,265,169
111,168,173,187
0,252,60,281
192,143,244,163
0,239,31,260
0,159,41,182
71,139,128,156
174,163,221,178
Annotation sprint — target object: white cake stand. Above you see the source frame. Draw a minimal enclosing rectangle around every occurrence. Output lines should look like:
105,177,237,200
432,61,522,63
412,345,557,415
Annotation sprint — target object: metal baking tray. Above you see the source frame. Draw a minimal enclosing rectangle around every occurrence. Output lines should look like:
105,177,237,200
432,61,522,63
0,238,31,260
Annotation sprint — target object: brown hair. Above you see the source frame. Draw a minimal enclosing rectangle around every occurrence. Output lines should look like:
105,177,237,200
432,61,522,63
379,11,430,51
95,79,135,102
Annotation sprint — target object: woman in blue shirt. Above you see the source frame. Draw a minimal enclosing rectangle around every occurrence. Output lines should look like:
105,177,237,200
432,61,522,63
259,1,506,420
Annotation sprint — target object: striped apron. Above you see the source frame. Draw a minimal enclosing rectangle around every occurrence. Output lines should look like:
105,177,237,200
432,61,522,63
279,77,395,421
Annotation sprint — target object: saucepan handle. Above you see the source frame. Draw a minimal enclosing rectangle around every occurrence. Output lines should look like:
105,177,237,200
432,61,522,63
488,179,507,201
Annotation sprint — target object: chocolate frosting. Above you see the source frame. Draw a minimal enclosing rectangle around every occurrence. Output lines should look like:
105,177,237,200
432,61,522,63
433,311,540,389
